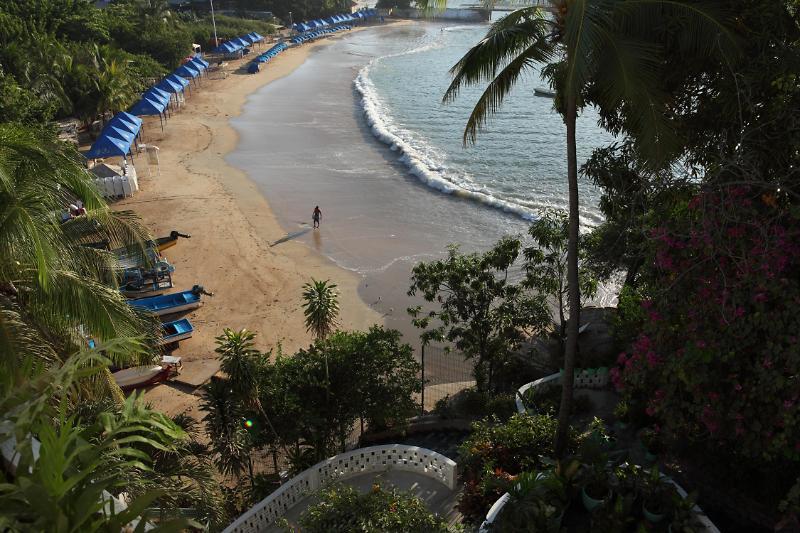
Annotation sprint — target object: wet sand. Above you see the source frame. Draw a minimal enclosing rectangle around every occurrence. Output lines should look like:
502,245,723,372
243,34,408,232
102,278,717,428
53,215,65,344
115,28,393,417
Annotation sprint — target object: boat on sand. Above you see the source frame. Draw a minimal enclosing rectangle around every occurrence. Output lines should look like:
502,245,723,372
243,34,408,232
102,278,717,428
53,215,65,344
129,286,211,317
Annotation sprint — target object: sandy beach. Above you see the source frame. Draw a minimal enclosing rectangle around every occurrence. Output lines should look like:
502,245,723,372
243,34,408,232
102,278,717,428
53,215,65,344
118,29,391,417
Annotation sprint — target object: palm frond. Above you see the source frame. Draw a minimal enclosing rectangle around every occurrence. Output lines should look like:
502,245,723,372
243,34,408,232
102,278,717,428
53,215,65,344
444,7,554,104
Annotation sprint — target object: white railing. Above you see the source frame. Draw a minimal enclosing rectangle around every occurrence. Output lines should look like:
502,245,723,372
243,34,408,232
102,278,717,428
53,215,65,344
515,370,609,414
479,477,719,532
223,444,458,532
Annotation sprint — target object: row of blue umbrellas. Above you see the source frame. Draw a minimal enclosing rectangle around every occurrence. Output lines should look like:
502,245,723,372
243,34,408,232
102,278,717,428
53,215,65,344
290,25,352,45
292,9,377,33
213,32,266,55
86,54,213,158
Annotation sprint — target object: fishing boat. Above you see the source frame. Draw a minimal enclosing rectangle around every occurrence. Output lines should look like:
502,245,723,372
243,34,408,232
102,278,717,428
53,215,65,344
155,230,191,252
112,365,173,390
534,88,556,98
129,286,210,316
159,318,194,345
121,265,173,298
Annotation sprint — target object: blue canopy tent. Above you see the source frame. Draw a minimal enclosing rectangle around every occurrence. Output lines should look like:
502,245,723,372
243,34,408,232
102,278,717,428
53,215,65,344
85,133,132,160
192,55,210,68
188,57,209,78
240,34,256,45
144,87,171,112
232,37,250,49
106,112,141,137
174,63,201,86
129,97,167,130
214,41,242,55
165,73,191,98
250,32,265,43
102,125,136,147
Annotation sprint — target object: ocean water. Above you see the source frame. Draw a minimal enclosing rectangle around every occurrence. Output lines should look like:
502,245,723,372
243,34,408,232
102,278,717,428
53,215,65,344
229,23,618,341
356,23,615,228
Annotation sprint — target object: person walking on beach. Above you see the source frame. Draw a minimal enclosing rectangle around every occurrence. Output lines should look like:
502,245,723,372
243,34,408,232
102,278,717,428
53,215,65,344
312,206,322,228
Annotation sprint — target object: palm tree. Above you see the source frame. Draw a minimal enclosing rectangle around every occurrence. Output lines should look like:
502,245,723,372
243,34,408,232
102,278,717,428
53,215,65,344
420,0,733,456
301,278,340,340
0,124,158,400
214,328,287,470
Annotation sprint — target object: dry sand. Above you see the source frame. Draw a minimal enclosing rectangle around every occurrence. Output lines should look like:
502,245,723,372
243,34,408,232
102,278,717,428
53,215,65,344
116,31,389,417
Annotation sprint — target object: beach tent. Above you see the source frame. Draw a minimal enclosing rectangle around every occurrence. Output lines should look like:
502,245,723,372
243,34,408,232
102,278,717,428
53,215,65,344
157,76,185,95
232,37,250,48
192,55,210,68
144,87,171,109
175,63,201,80
85,134,131,159
102,125,136,146
249,32,264,42
240,34,256,45
106,112,141,137
130,97,165,116
214,41,242,54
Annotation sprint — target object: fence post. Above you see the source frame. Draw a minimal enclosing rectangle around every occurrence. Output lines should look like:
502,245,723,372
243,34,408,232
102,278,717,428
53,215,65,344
420,344,425,416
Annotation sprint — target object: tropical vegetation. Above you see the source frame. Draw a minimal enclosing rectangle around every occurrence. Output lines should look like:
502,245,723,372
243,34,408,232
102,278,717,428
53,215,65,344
297,483,457,532
0,0,275,128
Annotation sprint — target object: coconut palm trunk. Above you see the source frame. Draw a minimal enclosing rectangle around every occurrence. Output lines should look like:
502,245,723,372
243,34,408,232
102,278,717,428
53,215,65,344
555,90,581,456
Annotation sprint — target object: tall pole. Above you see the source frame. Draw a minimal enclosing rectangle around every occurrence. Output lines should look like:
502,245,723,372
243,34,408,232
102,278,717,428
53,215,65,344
289,11,293,30
210,0,219,47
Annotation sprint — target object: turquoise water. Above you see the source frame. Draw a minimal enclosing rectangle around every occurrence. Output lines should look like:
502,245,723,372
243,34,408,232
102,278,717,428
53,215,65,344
357,23,615,227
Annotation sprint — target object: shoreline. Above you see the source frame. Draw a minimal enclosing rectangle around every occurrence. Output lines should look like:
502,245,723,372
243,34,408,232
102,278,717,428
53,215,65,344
119,28,392,416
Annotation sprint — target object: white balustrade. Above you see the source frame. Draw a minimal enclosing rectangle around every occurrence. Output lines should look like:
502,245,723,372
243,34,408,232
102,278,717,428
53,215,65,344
223,444,458,532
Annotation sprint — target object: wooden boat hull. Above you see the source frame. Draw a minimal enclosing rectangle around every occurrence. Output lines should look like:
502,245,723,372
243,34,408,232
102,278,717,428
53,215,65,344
113,365,171,390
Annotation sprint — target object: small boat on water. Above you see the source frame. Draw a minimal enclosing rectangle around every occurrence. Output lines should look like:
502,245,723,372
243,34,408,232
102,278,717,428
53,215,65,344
129,286,211,317
534,88,556,98
159,318,194,345
113,365,174,390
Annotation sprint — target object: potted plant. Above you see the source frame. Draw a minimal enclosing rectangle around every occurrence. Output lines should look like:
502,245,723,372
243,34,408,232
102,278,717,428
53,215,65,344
640,427,664,461
640,467,674,523
669,491,706,532
493,462,578,532
591,493,637,531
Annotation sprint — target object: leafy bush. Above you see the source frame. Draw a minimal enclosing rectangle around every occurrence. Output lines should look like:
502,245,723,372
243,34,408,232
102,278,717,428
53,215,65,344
614,188,800,464
299,484,456,532
433,388,516,421
521,383,593,417
458,414,573,521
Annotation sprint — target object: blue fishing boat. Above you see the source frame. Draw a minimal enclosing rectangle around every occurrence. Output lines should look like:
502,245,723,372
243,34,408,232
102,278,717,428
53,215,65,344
159,318,194,345
129,286,210,316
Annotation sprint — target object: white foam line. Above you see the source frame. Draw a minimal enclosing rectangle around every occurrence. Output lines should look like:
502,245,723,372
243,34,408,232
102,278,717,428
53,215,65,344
355,64,539,222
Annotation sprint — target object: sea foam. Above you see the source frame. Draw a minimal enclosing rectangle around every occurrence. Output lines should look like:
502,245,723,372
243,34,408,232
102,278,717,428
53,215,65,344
354,52,539,222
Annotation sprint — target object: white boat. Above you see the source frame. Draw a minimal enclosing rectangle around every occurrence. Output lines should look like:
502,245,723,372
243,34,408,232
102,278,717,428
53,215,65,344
534,87,556,98
112,365,171,390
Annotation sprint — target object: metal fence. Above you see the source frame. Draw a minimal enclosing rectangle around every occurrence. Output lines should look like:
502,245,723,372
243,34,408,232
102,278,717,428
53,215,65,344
420,344,475,413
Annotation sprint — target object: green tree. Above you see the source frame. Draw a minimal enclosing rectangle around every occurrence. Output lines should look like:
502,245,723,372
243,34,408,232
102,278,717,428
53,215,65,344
0,124,158,400
421,0,734,456
408,237,550,393
523,209,598,352
302,278,340,340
